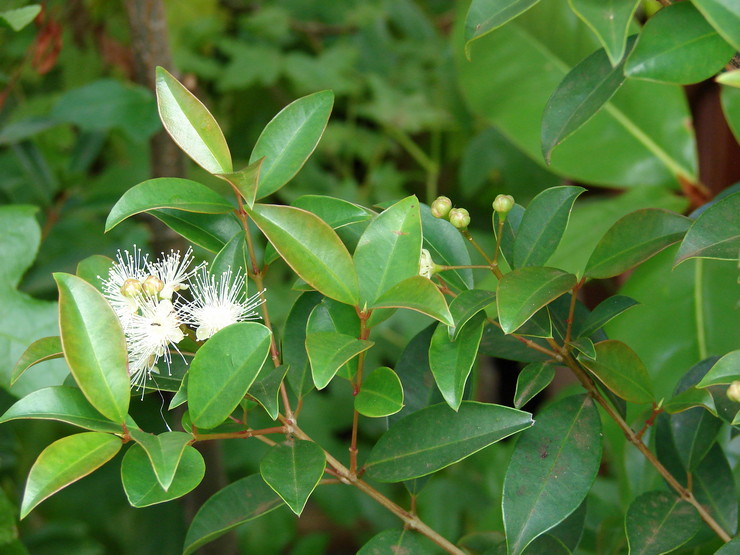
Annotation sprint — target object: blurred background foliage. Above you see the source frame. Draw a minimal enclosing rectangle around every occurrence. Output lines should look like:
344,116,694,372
0,0,738,553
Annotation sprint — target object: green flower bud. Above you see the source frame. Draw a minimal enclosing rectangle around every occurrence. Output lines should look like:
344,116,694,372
727,381,740,403
431,196,453,219
493,194,515,215
120,278,143,298
449,207,470,230
142,275,164,296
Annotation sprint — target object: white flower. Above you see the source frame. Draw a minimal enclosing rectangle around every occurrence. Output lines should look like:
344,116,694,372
182,267,264,341
125,298,185,389
102,246,149,326
148,247,201,300
419,248,436,279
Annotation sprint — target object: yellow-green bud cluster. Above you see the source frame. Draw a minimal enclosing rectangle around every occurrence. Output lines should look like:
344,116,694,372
431,196,452,219
449,208,470,230
493,194,515,215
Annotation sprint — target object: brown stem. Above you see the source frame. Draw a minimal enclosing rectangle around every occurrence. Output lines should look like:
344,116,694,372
349,313,371,475
193,426,286,442
564,278,585,347
488,318,562,360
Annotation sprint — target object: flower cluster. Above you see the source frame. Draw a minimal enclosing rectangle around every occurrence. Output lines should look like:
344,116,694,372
102,246,264,390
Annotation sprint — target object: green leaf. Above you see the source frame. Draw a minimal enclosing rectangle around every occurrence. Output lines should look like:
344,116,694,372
250,90,334,198
514,362,555,409
421,204,474,291
567,0,640,65
105,178,233,232
493,203,525,268
464,0,543,54
584,208,691,278
391,325,437,425
578,340,654,404
497,267,577,334
513,186,585,267
54,273,129,423
663,387,717,416
183,474,284,555
542,40,634,163
625,2,735,84
355,367,404,418
353,196,422,305
260,440,326,515
674,192,740,266
249,203,359,306
188,322,271,429
429,312,486,411
694,444,738,536
575,295,639,338
0,386,134,433
697,350,740,388
625,491,700,555
569,337,595,359
358,529,429,554
448,289,497,340
155,66,232,174
10,337,63,385
503,394,602,555
1,5,41,31
722,86,740,143
692,0,740,51
121,444,204,508
284,293,323,397
249,364,289,420
216,158,263,209
21,432,121,518
306,332,373,390
718,69,740,88
292,195,374,229
716,538,740,554
522,535,571,555
75,255,113,292
128,429,192,491
151,209,241,253
365,401,533,482
210,231,249,280
370,276,454,327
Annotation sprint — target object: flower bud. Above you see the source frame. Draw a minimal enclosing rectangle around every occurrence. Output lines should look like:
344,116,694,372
449,208,470,229
727,381,740,403
431,196,452,219
120,278,143,298
493,194,515,216
419,249,437,279
142,275,164,296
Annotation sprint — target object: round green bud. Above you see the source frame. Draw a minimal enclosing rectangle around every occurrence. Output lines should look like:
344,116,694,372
142,275,164,296
727,381,740,403
431,196,453,219
449,208,470,230
493,194,515,214
120,278,143,298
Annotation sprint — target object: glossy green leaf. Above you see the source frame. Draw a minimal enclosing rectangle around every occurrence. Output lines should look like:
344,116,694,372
569,337,595,359
514,362,555,409
522,535,571,555
503,394,602,555
722,86,740,143
0,386,134,433
697,350,740,388
576,295,639,338
497,267,577,334
493,203,525,269
674,192,740,266
458,1,697,187
391,325,437,425
421,203,474,291
663,387,717,416
429,312,486,411
693,444,738,536
105,178,233,232
11,336,62,385
128,429,192,491
183,474,283,555
21,432,121,518
513,186,585,268
249,203,359,306
365,401,533,482
693,0,740,51
210,231,249,280
549,500,587,551
568,0,640,65
716,538,740,554
188,322,271,429
306,331,373,390
464,0,543,54
355,367,404,418
292,195,373,229
578,340,654,404
370,276,454,327
249,364,289,420
250,90,334,198
260,440,325,515
121,443,204,508
584,208,691,278
358,529,429,554
542,41,633,163
353,196,422,305
75,255,113,292
155,66,232,174
151,209,241,253
284,292,323,397
54,273,129,423
1,5,41,31
216,158,263,209
625,491,700,555
448,289,497,340
625,2,735,84
718,69,740,88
